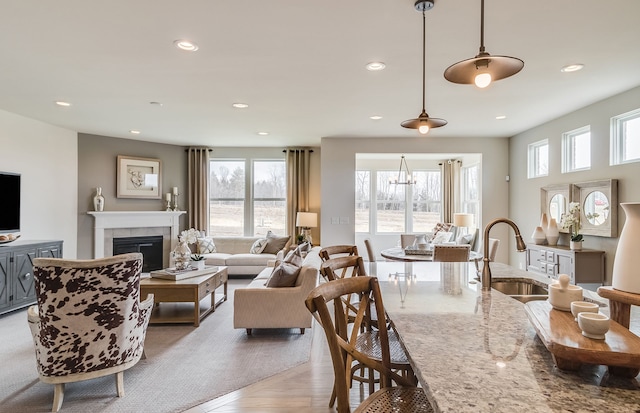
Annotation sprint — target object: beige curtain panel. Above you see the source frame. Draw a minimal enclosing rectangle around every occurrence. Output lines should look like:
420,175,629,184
285,148,313,238
440,159,461,224
187,147,211,233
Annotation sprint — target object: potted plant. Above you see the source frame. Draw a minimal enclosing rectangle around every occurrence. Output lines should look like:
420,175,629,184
560,202,583,250
190,254,206,270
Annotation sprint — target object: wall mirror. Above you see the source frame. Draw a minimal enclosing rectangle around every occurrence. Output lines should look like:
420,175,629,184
541,184,571,233
572,179,618,237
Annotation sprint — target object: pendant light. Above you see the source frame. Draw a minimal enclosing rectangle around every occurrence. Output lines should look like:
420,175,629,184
389,155,416,185
401,0,446,135
444,0,523,88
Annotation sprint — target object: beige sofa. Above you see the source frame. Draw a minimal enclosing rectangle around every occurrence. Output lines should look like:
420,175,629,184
233,246,321,335
201,236,285,276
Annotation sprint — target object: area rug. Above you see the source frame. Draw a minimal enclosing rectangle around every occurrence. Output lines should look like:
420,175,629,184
0,280,313,413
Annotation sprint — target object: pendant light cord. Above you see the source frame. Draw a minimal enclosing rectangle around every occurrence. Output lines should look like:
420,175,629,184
479,0,485,53
421,8,426,112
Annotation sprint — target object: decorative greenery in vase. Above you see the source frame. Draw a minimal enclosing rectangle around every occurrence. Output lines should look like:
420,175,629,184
560,202,583,242
191,254,204,262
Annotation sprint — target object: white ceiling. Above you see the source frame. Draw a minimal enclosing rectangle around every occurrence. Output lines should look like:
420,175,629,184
1,0,640,148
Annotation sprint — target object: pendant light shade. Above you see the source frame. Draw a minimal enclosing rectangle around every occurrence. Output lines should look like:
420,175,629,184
401,0,446,134
443,0,523,88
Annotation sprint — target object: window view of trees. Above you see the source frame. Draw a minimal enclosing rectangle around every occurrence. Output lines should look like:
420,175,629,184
210,159,285,236
356,168,441,234
461,164,480,229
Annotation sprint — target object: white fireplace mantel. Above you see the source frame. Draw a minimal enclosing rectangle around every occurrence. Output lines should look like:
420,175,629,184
87,211,185,258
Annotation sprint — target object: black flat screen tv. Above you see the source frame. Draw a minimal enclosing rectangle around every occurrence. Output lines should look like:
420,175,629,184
0,172,21,234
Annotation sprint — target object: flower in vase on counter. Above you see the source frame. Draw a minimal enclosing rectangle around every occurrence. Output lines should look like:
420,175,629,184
180,228,200,244
560,202,583,242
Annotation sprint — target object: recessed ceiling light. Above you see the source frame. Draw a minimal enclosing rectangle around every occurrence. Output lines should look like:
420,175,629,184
173,39,199,51
55,101,71,107
495,115,506,120
149,101,163,106
257,132,269,136
370,115,383,120
366,62,386,71
232,103,249,109
129,130,141,134
561,63,584,73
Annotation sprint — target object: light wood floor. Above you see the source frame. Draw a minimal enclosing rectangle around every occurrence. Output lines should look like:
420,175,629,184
183,321,367,412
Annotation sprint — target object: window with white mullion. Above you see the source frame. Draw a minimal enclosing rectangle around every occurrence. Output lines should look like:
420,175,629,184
611,108,640,165
528,139,548,179
562,126,591,173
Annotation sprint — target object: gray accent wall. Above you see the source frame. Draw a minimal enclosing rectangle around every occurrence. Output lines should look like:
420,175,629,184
509,86,640,284
77,133,188,259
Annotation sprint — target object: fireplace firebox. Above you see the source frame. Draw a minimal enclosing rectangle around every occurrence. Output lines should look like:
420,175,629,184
113,235,164,273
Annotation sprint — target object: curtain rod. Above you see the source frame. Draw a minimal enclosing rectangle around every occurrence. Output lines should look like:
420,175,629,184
184,148,213,152
282,149,314,153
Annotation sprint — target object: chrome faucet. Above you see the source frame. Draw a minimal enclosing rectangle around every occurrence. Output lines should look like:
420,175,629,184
481,218,527,291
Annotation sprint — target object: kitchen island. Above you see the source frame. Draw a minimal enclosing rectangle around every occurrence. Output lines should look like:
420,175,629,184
368,261,640,412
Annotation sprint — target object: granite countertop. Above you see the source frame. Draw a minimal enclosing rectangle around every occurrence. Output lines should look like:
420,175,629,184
368,261,640,413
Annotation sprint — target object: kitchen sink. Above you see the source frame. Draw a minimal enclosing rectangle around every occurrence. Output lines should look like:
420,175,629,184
491,278,549,303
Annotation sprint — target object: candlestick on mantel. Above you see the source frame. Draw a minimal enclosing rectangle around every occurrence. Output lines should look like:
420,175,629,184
172,187,179,195
165,193,171,201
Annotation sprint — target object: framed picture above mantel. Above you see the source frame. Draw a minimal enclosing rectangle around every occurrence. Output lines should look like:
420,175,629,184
116,155,162,199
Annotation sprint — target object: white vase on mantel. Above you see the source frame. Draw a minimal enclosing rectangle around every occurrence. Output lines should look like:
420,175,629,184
546,218,559,246
612,202,640,294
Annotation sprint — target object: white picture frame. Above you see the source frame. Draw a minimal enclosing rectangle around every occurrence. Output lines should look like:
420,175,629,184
116,155,162,199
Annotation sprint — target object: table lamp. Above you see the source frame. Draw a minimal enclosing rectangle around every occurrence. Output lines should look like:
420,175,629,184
296,212,317,245
453,213,474,238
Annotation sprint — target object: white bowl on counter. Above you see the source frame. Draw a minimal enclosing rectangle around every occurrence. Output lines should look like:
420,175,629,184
578,312,610,340
570,301,600,321
549,283,583,311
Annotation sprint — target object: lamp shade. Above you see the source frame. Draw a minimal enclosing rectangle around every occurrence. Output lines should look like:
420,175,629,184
296,212,317,228
453,213,474,228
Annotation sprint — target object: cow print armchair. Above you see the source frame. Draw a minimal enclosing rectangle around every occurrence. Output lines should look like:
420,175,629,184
27,253,154,412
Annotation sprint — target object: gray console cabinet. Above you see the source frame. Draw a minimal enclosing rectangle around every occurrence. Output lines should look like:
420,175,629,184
525,244,605,285
0,240,63,315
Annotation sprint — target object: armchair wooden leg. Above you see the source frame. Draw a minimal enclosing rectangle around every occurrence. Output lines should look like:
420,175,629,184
52,383,64,413
115,371,125,397
246,328,252,335
300,328,305,334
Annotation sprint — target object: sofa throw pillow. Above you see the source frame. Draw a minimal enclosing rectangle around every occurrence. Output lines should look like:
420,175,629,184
197,237,216,254
262,230,290,254
296,241,311,258
250,238,268,254
432,222,452,235
431,231,453,245
457,233,474,245
266,248,303,287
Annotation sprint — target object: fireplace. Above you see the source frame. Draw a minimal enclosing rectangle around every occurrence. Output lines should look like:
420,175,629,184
113,235,164,273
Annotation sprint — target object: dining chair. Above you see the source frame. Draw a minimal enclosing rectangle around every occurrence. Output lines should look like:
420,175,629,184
474,238,500,273
363,239,377,262
320,245,359,261
432,244,471,262
305,276,432,413
400,234,417,249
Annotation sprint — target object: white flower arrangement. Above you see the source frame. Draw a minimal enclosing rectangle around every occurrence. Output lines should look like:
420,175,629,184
560,202,583,242
180,228,200,244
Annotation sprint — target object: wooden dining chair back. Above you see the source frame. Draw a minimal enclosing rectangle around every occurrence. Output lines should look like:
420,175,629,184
488,238,500,262
320,255,367,281
305,277,432,413
319,245,359,262
363,239,377,262
400,234,417,249
432,244,471,262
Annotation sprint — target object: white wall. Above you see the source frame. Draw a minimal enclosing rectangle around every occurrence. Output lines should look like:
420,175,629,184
321,137,512,262
509,86,640,283
0,109,77,258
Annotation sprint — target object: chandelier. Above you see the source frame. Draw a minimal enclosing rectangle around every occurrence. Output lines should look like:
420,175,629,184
389,155,416,185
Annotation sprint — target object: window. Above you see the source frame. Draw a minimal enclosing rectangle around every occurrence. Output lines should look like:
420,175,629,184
210,159,285,236
562,126,591,173
611,108,640,165
527,139,548,178
355,168,441,234
460,163,480,228
355,171,370,233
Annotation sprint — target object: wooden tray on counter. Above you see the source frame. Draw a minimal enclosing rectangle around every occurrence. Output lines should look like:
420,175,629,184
524,300,640,376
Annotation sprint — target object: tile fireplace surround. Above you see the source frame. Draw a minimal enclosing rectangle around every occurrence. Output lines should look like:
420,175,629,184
87,211,185,268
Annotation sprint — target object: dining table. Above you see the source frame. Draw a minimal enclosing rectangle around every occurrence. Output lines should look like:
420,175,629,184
380,246,482,262
369,260,640,413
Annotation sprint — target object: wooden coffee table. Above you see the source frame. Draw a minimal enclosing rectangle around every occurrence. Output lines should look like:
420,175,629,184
140,266,228,327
